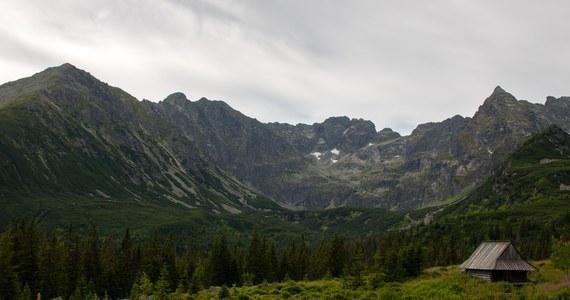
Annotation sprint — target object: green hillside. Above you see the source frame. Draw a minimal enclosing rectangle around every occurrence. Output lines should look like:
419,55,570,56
441,125,570,228
405,125,570,262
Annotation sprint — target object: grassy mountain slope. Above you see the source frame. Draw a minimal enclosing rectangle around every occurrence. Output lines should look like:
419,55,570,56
443,125,570,222
0,64,284,234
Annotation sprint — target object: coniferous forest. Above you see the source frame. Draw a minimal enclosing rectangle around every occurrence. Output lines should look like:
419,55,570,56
0,217,567,300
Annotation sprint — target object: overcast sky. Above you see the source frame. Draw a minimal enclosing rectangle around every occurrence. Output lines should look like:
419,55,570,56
1,1,568,135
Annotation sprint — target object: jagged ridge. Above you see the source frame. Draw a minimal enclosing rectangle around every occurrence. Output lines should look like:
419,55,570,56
2,64,570,214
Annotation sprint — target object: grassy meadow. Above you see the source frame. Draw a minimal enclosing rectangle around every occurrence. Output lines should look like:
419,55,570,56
182,261,569,300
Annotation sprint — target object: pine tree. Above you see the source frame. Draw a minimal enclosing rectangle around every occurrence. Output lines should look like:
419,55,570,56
179,239,196,290
309,239,327,279
118,228,137,297
266,240,278,282
11,221,40,293
440,235,456,265
189,258,206,294
161,233,178,288
551,238,570,274
141,231,163,282
0,232,18,299
245,229,266,284
82,224,101,287
277,245,291,282
296,235,310,280
130,272,153,300
207,233,233,286
66,226,82,295
346,246,365,277
154,265,171,300
37,234,71,299
326,233,346,278
99,236,117,298
17,283,31,300
401,244,423,278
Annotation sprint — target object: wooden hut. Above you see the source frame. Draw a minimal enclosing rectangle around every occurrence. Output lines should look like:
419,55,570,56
460,241,536,283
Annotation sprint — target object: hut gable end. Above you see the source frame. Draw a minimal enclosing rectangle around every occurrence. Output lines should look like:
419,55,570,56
460,241,537,283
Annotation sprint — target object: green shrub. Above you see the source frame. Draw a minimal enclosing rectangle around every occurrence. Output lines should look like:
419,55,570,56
218,285,230,299
283,284,303,295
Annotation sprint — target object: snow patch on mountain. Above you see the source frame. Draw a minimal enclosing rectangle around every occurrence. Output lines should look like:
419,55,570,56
311,152,324,159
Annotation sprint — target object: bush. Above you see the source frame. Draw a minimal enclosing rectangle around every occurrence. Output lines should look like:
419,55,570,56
283,284,303,295
341,275,363,289
218,285,230,299
367,273,386,289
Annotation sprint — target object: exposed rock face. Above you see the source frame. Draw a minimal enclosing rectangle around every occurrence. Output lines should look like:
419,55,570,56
150,93,307,201
152,84,570,210
2,65,570,211
378,87,570,209
445,124,570,215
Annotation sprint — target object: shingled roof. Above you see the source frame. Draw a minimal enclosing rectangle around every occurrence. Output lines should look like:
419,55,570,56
460,241,537,271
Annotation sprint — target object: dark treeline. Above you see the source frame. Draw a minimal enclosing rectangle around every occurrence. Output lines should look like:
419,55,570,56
0,217,562,300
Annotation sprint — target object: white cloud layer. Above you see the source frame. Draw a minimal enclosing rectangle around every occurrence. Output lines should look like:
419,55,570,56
1,0,569,134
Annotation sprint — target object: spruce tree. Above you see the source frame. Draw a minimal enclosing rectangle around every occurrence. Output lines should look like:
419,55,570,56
154,265,171,300
326,233,346,278
118,228,137,297
551,238,570,274
82,224,101,287
189,259,206,294
11,221,40,293
207,233,233,286
99,237,117,298
245,229,265,284
0,232,18,299
141,232,163,282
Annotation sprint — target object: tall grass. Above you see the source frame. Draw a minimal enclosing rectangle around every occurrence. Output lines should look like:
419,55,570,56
182,261,569,299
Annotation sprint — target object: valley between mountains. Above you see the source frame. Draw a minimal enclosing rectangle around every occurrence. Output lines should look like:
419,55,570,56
0,64,569,240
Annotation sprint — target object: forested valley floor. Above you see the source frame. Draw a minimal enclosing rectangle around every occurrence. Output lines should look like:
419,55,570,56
1,220,569,299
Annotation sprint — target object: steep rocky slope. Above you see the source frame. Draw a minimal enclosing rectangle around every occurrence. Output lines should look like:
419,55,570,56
1,64,569,214
448,124,570,214
284,87,570,210
164,85,569,210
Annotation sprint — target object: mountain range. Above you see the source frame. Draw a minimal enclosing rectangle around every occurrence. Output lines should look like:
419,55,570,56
0,63,569,236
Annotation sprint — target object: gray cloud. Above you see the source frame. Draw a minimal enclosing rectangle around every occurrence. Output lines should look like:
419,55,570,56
0,0,569,134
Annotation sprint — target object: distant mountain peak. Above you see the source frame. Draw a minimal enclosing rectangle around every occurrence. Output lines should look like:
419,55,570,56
472,86,519,119
163,92,188,103
26,63,103,92
57,62,77,69
493,85,506,93
485,86,517,103
41,63,85,77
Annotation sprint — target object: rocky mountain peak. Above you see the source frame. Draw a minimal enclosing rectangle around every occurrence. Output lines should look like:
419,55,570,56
473,86,522,120
485,86,517,104
37,63,96,84
545,95,570,107
163,92,188,104
322,116,351,126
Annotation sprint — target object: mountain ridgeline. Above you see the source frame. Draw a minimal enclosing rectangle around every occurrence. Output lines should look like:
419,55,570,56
1,64,569,231
150,85,570,211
